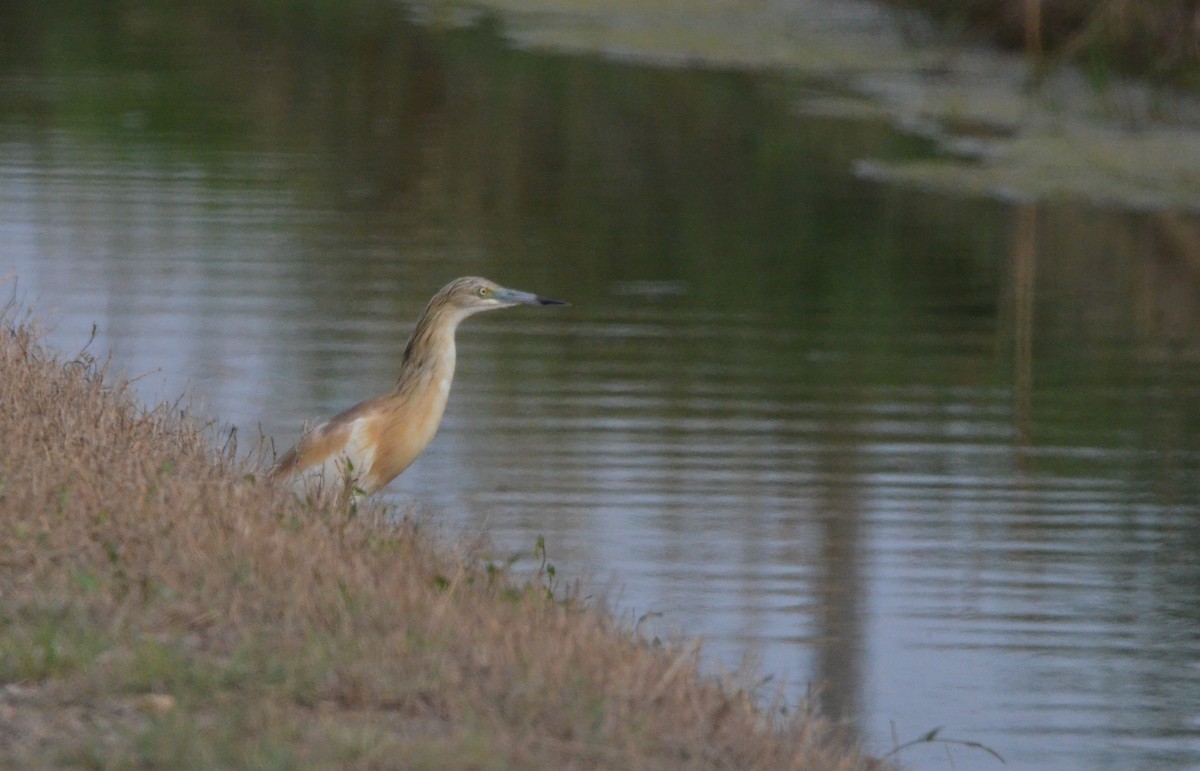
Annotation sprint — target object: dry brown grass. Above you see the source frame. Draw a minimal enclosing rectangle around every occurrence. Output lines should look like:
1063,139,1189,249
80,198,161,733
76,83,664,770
0,308,880,769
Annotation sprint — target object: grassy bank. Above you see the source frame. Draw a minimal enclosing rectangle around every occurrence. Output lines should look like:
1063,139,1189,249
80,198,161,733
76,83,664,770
0,310,877,769
883,0,1200,83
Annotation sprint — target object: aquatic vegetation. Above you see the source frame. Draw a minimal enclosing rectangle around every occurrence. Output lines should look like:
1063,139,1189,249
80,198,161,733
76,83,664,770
882,0,1200,84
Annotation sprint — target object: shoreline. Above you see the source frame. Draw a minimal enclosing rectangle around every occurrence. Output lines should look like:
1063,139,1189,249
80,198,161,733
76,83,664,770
0,312,880,768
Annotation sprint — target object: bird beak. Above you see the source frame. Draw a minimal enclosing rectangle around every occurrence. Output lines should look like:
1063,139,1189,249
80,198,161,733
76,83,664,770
499,288,569,306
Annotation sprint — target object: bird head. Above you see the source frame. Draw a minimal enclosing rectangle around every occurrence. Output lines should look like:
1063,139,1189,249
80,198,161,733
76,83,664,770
441,276,568,315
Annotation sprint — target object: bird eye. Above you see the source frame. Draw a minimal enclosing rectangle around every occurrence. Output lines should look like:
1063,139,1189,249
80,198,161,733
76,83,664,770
477,287,490,297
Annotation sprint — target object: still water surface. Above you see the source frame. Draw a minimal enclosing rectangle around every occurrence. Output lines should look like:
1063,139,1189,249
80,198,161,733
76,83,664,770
3,7,1200,770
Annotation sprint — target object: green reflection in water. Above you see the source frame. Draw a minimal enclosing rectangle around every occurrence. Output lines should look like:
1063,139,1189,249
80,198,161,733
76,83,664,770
3,3,1200,769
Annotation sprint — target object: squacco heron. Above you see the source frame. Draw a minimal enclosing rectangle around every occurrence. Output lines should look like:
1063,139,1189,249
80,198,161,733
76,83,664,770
270,276,566,496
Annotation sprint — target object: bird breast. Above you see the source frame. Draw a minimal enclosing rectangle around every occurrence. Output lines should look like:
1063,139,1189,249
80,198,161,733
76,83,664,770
360,347,456,491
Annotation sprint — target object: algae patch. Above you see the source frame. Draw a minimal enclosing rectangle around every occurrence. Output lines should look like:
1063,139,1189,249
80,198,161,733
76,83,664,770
449,0,1200,210
854,122,1200,211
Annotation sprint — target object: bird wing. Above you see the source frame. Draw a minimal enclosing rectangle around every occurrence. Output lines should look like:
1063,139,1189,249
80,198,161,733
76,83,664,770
269,398,382,492
270,375,451,496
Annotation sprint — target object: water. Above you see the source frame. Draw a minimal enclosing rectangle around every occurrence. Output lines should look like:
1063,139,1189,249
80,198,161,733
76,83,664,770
3,5,1200,769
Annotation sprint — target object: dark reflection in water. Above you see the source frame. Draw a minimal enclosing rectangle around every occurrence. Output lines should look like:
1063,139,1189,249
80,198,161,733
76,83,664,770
3,4,1200,769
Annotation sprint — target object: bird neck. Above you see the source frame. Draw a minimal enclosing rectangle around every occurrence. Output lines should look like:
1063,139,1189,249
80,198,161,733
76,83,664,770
393,301,463,396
